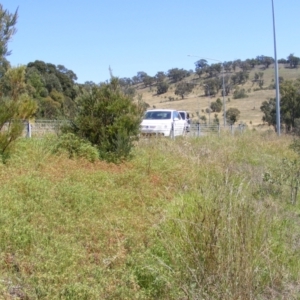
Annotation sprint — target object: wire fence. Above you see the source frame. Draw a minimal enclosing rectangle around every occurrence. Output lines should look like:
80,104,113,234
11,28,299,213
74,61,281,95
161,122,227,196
2,120,246,138
188,123,246,137
18,120,69,137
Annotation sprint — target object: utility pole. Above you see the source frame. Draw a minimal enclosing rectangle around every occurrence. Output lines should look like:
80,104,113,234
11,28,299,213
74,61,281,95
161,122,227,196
272,0,280,135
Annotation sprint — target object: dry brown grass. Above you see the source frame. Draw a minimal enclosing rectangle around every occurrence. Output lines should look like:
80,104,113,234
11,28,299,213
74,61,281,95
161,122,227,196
135,64,300,128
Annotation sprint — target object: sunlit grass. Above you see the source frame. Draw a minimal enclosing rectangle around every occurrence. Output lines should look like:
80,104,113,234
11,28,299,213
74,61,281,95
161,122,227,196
0,132,299,299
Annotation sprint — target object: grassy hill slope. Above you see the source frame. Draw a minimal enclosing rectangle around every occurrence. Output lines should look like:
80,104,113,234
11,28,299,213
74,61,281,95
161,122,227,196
135,64,300,128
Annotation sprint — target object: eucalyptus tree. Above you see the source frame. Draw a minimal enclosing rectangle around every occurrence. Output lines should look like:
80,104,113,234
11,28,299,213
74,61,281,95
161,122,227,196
226,108,240,124
0,4,18,77
26,60,78,118
174,82,194,99
155,71,166,83
167,68,189,83
287,54,300,68
0,66,37,160
195,59,208,78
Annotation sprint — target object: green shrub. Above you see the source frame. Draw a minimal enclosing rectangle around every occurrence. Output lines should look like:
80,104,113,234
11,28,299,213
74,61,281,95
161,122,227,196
233,88,248,99
64,78,142,163
53,133,99,162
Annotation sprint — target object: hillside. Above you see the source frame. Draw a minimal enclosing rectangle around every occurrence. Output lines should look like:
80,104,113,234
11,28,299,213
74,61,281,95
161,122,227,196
134,64,300,128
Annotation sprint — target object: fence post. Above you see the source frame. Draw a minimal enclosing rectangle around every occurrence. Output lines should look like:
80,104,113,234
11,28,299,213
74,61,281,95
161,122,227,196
197,123,200,137
27,121,31,138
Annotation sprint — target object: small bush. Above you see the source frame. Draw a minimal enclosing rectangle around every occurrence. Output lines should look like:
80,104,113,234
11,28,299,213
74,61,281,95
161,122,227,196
53,133,99,162
233,88,248,99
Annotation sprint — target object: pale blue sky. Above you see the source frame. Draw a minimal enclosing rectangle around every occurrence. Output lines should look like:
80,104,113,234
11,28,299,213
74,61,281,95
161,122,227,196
3,0,300,83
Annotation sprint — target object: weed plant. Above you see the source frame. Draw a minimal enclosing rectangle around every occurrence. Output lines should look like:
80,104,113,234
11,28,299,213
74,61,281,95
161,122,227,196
0,132,299,299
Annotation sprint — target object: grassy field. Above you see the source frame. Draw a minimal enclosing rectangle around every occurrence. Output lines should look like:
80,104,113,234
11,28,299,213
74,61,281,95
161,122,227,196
0,132,300,299
135,64,300,128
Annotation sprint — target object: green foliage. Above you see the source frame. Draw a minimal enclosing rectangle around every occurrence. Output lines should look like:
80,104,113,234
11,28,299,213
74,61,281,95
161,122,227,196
260,97,276,127
213,113,220,124
174,82,193,99
210,98,222,112
155,71,166,83
226,107,241,124
203,78,219,96
25,60,78,118
280,79,300,132
142,75,155,87
156,80,169,95
256,55,274,68
0,66,37,161
0,4,18,76
65,78,142,163
233,87,248,99
53,133,99,162
287,53,300,68
167,68,189,83
231,71,249,85
152,191,279,299
262,79,300,132
262,138,300,205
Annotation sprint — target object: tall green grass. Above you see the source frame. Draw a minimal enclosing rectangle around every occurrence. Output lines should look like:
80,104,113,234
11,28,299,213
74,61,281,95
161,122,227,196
0,132,299,299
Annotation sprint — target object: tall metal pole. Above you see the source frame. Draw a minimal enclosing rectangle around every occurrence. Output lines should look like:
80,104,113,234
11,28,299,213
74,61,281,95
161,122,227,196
208,87,211,125
221,63,226,127
272,0,280,135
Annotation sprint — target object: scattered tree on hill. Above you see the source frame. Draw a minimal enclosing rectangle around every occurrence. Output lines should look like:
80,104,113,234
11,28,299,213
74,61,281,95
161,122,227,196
278,58,288,64
260,98,276,127
156,81,169,95
194,59,208,78
118,77,136,97
233,87,248,99
223,61,232,73
210,98,223,113
240,62,251,72
226,107,240,124
223,75,232,96
231,71,249,86
280,79,300,132
119,77,132,87
246,58,258,68
256,55,274,69
203,78,219,97
261,79,300,133
155,71,166,83
143,75,155,88
287,54,300,69
254,72,264,88
167,68,189,83
174,82,193,99
205,63,222,78
136,71,148,83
